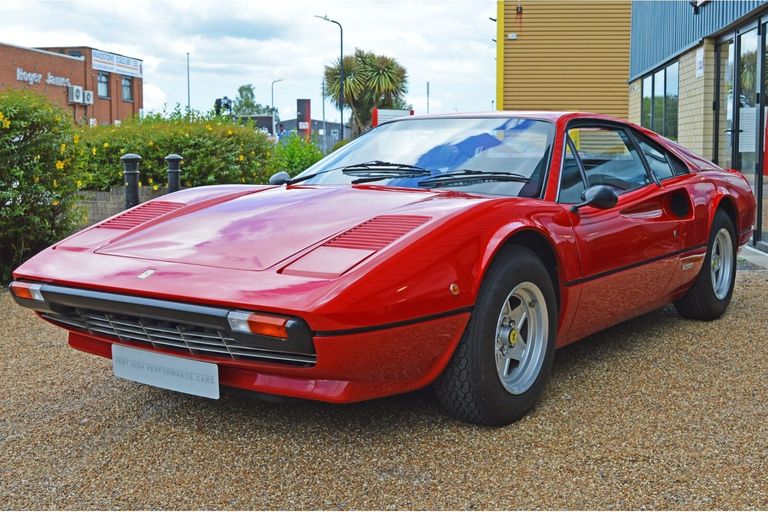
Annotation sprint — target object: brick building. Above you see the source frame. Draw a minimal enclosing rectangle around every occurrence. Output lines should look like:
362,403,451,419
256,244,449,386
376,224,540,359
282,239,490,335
0,41,143,125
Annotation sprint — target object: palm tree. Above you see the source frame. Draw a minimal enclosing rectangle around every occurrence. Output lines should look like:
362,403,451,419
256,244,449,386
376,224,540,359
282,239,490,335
324,49,408,137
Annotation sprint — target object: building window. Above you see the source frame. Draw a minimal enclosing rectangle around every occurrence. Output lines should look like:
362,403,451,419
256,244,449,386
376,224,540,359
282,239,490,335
640,61,679,140
121,76,133,101
97,73,109,98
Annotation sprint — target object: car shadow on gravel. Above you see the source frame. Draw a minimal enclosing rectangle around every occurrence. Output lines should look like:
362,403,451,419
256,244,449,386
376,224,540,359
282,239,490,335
174,303,681,435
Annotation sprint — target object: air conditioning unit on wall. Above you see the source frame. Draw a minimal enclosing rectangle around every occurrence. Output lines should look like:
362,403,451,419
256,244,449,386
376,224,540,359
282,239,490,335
83,90,94,105
67,85,83,104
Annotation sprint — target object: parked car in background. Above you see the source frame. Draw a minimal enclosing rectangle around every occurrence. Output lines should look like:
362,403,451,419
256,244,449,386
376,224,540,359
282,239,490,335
10,112,756,425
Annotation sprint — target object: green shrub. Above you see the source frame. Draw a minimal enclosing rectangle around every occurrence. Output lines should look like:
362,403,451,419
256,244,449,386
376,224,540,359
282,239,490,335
0,90,84,283
267,135,324,177
332,138,350,152
74,116,272,190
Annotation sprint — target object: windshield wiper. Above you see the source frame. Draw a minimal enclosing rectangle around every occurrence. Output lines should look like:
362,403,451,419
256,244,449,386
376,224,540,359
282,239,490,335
285,161,428,185
418,169,529,188
343,162,431,184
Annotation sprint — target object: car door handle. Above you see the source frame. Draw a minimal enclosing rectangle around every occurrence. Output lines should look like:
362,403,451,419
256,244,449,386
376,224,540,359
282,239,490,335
723,129,743,133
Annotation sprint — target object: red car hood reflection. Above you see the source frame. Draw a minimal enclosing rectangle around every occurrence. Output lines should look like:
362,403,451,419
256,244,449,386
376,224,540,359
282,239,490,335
95,185,439,271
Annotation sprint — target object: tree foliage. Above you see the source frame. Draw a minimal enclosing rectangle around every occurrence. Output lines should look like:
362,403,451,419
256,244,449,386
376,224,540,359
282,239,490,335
232,84,279,121
0,90,84,283
324,49,408,137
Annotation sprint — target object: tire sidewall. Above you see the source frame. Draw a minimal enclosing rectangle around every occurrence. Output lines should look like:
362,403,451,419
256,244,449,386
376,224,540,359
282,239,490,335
703,211,737,312
468,245,558,423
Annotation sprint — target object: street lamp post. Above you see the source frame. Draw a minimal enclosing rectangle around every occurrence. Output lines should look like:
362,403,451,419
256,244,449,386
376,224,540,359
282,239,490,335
314,14,344,141
270,78,283,136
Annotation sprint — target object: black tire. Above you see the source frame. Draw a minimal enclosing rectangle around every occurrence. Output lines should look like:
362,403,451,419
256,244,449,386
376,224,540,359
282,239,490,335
674,210,737,320
434,245,557,426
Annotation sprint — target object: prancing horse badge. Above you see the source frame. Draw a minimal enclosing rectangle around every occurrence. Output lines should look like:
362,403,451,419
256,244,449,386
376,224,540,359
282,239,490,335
136,269,156,280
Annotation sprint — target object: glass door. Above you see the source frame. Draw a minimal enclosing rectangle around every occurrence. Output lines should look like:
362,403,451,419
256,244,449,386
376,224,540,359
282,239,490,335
716,23,763,247
737,28,759,175
760,22,768,249
716,39,735,169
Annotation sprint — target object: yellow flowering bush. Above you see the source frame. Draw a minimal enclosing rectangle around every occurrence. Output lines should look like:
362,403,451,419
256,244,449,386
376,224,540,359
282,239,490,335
0,90,83,283
74,114,273,190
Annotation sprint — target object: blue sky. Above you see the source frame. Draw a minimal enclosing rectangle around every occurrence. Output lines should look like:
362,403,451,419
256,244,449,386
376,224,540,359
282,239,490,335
3,0,497,122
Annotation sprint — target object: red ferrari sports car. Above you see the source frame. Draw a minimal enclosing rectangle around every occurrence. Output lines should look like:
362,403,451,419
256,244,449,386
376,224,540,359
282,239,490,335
10,112,756,425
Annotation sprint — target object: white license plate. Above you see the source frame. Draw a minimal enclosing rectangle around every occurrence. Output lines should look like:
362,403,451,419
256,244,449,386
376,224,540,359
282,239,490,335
112,344,219,399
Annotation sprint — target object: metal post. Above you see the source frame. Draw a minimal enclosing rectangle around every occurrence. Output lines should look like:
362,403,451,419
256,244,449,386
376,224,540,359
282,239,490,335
165,154,183,193
315,15,344,140
271,78,283,136
121,153,141,209
186,52,191,115
322,78,327,153
339,22,344,140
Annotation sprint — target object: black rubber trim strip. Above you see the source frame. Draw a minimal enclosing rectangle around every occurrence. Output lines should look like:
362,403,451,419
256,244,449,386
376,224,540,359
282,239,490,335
39,283,231,330
314,307,474,337
564,243,708,287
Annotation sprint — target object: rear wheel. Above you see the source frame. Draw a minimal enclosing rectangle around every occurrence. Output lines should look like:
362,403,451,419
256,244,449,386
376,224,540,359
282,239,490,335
435,245,557,426
674,210,737,320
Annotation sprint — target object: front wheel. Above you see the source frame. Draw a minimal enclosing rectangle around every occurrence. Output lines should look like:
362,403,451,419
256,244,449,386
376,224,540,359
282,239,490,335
674,210,737,320
434,245,557,426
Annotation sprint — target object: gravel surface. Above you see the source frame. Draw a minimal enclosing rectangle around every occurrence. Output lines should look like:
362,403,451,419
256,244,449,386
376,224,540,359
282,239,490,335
1,272,767,510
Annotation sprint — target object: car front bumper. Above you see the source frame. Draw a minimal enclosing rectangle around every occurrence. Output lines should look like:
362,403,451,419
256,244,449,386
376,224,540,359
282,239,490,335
12,282,470,402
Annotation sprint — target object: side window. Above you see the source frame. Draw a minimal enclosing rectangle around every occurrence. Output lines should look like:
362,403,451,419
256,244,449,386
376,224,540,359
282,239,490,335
637,139,674,179
559,138,586,203
568,127,651,191
637,137,689,180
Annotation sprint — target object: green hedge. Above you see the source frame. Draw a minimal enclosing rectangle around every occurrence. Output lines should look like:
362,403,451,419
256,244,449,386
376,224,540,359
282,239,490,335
267,135,324,177
74,116,274,190
0,90,328,283
0,90,84,283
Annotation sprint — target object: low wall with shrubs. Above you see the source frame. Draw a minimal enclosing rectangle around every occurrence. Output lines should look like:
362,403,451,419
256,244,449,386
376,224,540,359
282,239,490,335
78,186,168,225
1,90,326,283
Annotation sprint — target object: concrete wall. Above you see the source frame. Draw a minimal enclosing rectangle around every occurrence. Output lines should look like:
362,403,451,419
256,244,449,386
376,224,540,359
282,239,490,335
78,186,167,226
677,40,715,159
628,79,641,125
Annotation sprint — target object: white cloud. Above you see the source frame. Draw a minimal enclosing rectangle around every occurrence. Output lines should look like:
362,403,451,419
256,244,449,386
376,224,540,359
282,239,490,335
1,0,497,121
142,83,168,112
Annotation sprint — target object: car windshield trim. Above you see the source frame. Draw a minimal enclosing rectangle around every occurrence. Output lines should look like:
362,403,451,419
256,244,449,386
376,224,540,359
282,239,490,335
418,169,530,188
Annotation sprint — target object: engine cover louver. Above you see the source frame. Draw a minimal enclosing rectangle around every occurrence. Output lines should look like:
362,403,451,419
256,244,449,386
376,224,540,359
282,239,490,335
97,201,183,230
323,215,431,251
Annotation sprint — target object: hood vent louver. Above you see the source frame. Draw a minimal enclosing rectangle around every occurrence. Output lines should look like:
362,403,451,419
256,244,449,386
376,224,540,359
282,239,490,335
323,215,430,251
96,201,184,230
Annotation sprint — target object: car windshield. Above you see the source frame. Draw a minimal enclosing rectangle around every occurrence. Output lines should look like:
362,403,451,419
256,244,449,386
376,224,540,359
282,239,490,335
293,117,555,197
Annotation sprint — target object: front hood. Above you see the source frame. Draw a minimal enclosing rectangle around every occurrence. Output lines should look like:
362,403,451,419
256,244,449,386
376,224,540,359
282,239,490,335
95,186,441,271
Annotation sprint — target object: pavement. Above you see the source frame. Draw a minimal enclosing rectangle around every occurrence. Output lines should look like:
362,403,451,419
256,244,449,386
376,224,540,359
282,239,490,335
1,271,767,509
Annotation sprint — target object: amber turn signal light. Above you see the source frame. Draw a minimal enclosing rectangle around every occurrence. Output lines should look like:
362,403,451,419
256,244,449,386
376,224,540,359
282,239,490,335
9,281,44,301
227,311,289,339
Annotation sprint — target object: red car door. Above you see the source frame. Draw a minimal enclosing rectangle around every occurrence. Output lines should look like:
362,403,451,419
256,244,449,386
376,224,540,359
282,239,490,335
558,124,685,342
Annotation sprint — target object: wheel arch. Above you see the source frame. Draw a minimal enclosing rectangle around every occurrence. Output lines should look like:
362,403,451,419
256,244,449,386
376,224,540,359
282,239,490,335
480,227,564,313
713,195,739,234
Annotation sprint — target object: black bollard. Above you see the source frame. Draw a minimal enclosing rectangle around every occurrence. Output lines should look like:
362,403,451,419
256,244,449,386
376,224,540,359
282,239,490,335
121,153,141,209
165,154,183,193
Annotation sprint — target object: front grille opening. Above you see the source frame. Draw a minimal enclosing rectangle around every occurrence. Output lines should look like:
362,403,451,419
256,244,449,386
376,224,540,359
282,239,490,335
42,309,315,366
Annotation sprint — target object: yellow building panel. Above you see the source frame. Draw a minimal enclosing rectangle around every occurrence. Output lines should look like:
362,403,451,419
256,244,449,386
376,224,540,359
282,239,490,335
497,0,631,119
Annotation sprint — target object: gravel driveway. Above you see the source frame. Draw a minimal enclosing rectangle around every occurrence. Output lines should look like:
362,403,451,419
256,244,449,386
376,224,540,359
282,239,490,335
1,272,767,510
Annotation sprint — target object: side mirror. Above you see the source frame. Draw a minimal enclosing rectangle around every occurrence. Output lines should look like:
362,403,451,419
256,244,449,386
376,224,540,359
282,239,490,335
269,171,291,185
570,185,618,213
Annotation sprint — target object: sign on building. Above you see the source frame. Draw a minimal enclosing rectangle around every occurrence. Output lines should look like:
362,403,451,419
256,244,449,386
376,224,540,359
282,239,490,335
92,49,143,78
